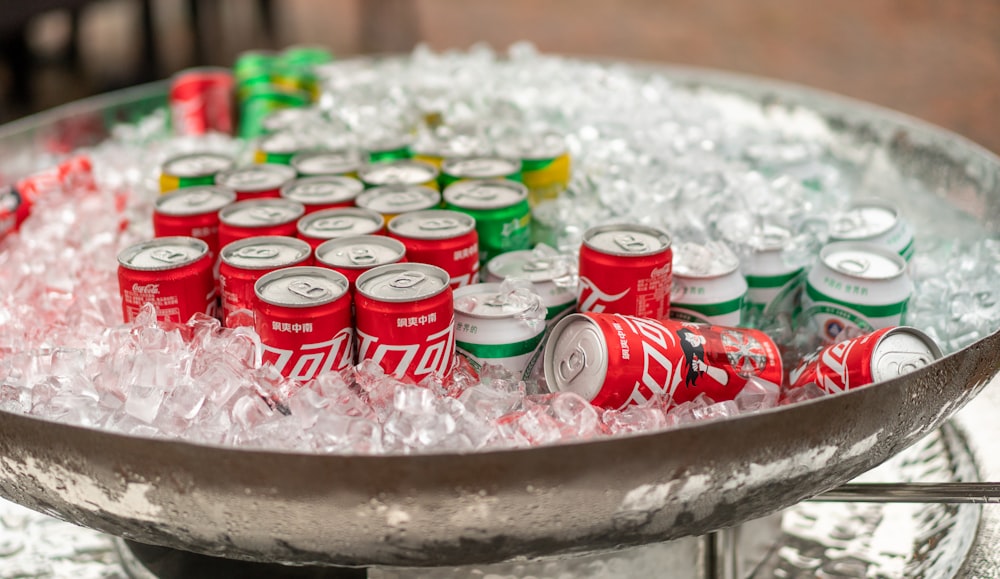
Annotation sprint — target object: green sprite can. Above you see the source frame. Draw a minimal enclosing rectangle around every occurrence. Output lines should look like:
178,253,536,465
828,200,915,262
453,282,546,379
741,225,805,327
439,156,522,190
291,149,363,178
444,179,532,264
253,130,320,165
234,50,277,84
802,241,913,344
363,134,413,163
358,159,440,190
159,152,234,194
485,249,577,324
239,85,309,139
670,242,748,327
497,131,571,207
282,45,334,68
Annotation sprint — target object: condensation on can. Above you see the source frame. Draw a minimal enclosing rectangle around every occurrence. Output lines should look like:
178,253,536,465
453,282,545,379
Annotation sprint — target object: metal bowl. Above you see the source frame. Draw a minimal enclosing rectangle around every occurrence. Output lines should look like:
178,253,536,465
0,60,998,568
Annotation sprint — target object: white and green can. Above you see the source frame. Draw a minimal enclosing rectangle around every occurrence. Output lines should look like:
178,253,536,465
828,200,914,262
485,249,577,324
670,242,747,326
453,282,546,379
802,241,913,344
741,225,805,325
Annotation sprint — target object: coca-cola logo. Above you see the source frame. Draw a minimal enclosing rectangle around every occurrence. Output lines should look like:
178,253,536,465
356,321,455,380
577,276,629,313
131,283,160,295
261,327,354,381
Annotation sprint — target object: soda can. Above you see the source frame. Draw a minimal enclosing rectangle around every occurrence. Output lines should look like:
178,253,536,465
453,282,545,378
411,126,490,168
291,149,363,178
543,312,783,410
802,241,913,344
828,200,915,262
354,263,455,382
576,223,672,321
214,163,296,201
496,131,570,206
315,235,407,289
280,176,363,213
254,266,354,380
485,249,577,323
169,67,234,136
439,156,522,190
670,242,747,327
789,326,941,393
363,134,413,163
219,236,313,325
117,237,216,324
387,209,479,288
217,198,306,249
239,86,310,139
358,160,440,191
296,207,385,250
442,179,532,263
740,225,805,325
253,130,319,165
152,185,236,262
355,185,441,222
159,152,234,194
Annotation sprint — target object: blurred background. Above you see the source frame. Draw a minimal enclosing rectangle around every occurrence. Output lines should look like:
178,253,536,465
1,0,998,152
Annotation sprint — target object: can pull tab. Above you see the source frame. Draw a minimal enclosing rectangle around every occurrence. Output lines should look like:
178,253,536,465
349,247,377,265
150,248,189,264
389,271,426,289
186,191,214,207
288,280,332,301
614,234,649,253
462,185,498,202
249,207,288,222
387,192,420,206
879,351,933,377
295,183,333,197
558,346,588,383
837,257,870,275
233,246,280,259
523,259,551,272
314,217,353,231
229,170,268,186
418,218,459,231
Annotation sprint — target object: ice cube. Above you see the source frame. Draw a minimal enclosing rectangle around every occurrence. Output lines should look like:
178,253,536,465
735,377,782,413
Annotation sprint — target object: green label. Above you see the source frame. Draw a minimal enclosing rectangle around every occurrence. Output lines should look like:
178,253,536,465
456,332,543,359
745,268,803,289
805,284,909,318
899,238,915,261
672,294,744,317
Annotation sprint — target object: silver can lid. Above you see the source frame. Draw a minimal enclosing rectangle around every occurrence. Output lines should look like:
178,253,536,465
829,200,899,241
257,131,317,155
746,224,792,253
673,242,741,278
358,160,439,187
495,131,566,161
543,313,608,402
215,163,296,192
280,176,363,206
871,326,942,382
582,223,672,257
820,242,906,281
291,149,362,176
442,156,521,178
387,209,476,240
297,207,384,239
254,266,348,308
162,152,233,178
221,236,312,270
453,282,534,318
118,236,208,271
315,235,406,270
154,185,235,216
219,199,305,227
443,179,528,210
356,263,450,303
487,250,562,283
356,185,441,215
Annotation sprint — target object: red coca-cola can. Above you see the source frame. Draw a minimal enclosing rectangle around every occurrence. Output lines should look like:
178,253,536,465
280,176,364,213
214,163,297,201
577,224,673,321
217,198,305,249
788,326,941,394
169,67,234,136
296,207,385,250
254,266,354,380
153,186,236,261
117,237,217,324
544,312,783,409
315,235,407,290
219,236,314,325
355,263,455,382
386,209,479,289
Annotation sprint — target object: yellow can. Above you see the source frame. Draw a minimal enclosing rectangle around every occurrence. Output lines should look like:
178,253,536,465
498,132,571,206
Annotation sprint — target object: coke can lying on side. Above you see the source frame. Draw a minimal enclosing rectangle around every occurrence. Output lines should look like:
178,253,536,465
788,326,941,394
577,224,672,321
152,185,236,262
217,198,305,249
544,312,783,410
254,266,353,380
214,163,297,201
219,236,313,325
355,263,455,382
387,209,479,288
315,235,407,290
118,237,217,324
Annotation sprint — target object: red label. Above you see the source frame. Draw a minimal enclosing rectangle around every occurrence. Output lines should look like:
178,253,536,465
789,328,889,393
577,245,672,321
